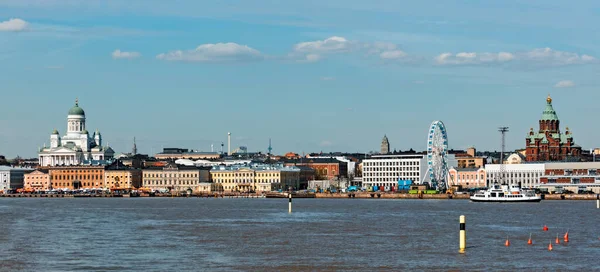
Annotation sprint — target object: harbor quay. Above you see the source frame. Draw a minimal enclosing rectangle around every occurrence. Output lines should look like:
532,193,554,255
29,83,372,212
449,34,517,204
2,191,598,200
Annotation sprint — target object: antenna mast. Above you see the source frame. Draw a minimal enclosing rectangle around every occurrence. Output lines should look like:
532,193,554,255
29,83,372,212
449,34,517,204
498,127,509,185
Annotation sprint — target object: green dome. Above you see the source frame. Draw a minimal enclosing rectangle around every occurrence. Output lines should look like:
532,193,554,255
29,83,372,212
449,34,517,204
540,95,558,121
82,129,89,134
68,99,85,116
52,129,59,135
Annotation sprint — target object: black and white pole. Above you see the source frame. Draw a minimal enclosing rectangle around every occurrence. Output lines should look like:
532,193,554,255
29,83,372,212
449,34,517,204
288,193,292,213
596,194,599,209
459,215,466,253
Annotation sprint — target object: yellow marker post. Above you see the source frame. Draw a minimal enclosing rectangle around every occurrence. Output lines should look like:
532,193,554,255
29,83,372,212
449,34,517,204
459,215,466,253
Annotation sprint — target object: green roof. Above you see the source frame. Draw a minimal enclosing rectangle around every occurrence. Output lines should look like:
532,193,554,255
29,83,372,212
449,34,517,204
540,95,558,121
68,99,85,116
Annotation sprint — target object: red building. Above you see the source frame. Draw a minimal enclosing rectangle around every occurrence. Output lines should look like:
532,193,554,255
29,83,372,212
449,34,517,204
525,95,582,162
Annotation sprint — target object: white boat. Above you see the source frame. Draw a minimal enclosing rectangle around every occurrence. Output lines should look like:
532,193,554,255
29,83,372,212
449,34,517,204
470,184,542,202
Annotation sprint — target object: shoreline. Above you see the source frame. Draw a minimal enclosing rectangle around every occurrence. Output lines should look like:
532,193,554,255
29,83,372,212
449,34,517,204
1,192,598,200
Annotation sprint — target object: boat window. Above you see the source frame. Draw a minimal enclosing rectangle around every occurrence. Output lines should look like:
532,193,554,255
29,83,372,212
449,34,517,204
491,193,496,197
498,193,504,197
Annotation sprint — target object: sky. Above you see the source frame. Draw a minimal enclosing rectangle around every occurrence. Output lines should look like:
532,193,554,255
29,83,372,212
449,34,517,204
1,0,599,158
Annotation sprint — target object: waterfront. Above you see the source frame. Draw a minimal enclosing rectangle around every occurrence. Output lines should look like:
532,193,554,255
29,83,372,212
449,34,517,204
1,199,599,271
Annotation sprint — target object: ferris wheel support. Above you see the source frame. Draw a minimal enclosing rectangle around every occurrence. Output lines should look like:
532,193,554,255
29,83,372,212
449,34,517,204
424,120,449,191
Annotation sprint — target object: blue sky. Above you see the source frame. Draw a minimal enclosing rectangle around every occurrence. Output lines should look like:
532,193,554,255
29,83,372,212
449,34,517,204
1,0,599,158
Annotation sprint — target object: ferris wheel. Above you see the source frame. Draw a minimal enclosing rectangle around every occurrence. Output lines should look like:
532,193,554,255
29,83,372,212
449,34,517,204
425,120,449,191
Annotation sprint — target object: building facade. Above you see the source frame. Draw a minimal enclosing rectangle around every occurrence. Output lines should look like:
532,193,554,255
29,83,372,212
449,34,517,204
284,158,347,180
380,135,390,154
48,165,106,190
210,164,300,192
525,95,582,162
24,169,51,191
448,167,486,188
539,162,600,193
362,155,427,189
142,163,205,192
104,167,142,190
0,166,34,191
38,99,114,166
484,164,545,188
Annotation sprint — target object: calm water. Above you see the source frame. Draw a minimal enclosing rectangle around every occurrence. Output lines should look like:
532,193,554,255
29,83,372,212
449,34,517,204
0,198,599,271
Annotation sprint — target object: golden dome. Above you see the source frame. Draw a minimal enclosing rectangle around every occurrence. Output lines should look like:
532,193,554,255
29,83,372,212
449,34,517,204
546,94,552,104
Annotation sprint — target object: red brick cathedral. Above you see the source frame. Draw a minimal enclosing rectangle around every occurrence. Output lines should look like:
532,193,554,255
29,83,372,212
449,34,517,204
525,95,582,162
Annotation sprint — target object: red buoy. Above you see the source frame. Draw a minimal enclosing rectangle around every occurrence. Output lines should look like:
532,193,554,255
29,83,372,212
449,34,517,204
505,237,510,247
543,225,549,231
564,231,569,243
555,234,560,244
527,233,533,245
548,242,553,251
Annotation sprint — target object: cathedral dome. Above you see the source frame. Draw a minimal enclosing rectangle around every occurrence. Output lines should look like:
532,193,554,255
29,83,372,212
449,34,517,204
68,99,85,116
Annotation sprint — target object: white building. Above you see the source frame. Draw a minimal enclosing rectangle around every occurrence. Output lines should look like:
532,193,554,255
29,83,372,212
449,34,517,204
0,166,34,191
38,99,114,166
362,155,428,188
484,163,545,188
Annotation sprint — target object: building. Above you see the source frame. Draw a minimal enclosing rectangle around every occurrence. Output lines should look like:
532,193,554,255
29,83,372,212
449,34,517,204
506,153,526,164
38,99,114,166
484,163,545,188
24,169,51,191
539,162,600,193
104,164,142,190
48,165,106,190
142,163,209,193
0,166,34,191
283,158,347,180
525,95,582,162
448,167,486,188
210,164,300,192
380,135,390,154
456,147,486,168
362,155,428,189
155,148,220,160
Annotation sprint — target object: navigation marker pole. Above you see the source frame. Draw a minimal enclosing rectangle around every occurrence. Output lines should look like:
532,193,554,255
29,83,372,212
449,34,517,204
597,194,599,209
289,193,292,214
459,215,466,253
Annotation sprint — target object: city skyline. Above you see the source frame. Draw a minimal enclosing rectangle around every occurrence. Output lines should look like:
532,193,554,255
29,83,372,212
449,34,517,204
1,1,599,157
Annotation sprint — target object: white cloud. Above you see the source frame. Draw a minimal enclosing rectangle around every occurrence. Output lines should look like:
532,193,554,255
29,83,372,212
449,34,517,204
112,49,141,59
523,48,595,65
156,42,262,62
380,50,407,60
555,80,575,88
435,52,514,65
0,18,28,32
321,76,335,81
45,65,64,70
435,48,594,66
290,37,410,62
291,36,356,62
294,36,351,54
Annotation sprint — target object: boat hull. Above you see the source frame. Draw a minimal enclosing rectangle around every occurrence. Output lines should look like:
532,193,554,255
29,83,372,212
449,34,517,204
470,197,542,203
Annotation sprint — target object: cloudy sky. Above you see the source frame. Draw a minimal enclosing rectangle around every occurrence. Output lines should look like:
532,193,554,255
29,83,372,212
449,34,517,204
0,0,599,158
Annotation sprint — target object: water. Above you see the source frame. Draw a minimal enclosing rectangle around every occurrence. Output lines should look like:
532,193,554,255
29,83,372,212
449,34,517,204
0,198,599,271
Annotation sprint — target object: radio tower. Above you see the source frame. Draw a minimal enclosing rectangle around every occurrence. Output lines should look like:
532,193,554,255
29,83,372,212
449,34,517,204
498,127,509,185
268,138,273,155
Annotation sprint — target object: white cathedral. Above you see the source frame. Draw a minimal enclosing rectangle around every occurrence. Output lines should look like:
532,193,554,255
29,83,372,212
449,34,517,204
38,99,114,166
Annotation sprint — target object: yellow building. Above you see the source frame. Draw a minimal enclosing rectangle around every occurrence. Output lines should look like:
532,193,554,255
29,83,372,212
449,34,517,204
49,165,105,190
104,167,142,190
24,169,51,191
448,167,486,189
210,164,300,192
142,163,208,192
